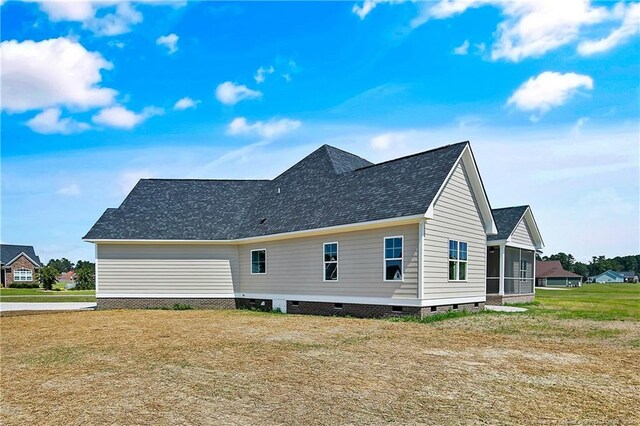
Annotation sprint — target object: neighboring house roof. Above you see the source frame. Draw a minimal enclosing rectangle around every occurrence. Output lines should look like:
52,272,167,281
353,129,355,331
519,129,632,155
58,271,76,281
488,205,544,249
620,271,637,278
0,244,42,267
84,142,497,241
590,270,625,280
536,261,582,278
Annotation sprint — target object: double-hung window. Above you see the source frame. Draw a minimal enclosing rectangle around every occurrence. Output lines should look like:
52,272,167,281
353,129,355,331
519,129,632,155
520,259,527,281
448,240,467,281
251,249,267,274
323,242,338,281
14,268,33,282
384,236,403,281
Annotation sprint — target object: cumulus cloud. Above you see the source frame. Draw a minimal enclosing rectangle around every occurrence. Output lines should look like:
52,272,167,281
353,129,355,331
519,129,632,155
254,65,274,84
453,40,470,55
92,105,164,130
227,117,301,139
156,33,179,54
173,97,200,110
215,81,262,105
0,37,117,113
83,2,143,36
370,132,409,151
57,184,81,196
578,2,640,56
352,0,407,19
26,108,90,135
411,0,610,61
507,71,594,121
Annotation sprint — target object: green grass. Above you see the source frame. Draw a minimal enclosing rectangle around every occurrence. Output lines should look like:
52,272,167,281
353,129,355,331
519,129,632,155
517,283,640,321
0,287,95,303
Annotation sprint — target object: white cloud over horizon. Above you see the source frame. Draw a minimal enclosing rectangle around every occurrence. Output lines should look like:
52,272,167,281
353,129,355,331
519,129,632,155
0,37,117,113
507,71,594,121
173,97,200,110
227,117,302,139
215,81,262,105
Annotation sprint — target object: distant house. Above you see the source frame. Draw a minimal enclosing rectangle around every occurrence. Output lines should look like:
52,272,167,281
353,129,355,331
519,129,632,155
620,271,638,283
57,270,76,283
486,206,544,305
0,244,42,287
536,261,582,287
588,270,625,283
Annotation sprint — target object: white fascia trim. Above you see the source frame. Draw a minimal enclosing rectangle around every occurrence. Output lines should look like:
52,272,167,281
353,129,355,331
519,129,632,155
83,214,425,245
424,144,497,235
97,293,237,299
5,252,41,267
97,292,486,307
487,239,536,251
519,207,545,249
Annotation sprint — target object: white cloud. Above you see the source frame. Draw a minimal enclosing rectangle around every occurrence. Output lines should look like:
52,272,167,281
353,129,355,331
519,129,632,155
370,132,409,151
453,40,470,55
227,117,301,139
578,2,640,56
254,65,274,84
173,97,199,110
156,33,179,54
352,0,407,20
413,0,609,61
26,108,90,135
37,0,95,21
57,184,81,196
215,81,262,105
92,105,164,130
0,37,117,113
83,2,142,36
507,71,594,121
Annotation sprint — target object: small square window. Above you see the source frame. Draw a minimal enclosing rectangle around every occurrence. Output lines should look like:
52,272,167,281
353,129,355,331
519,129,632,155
431,306,437,312
453,304,459,310
291,301,299,306
391,306,403,313
334,303,343,309
474,302,479,308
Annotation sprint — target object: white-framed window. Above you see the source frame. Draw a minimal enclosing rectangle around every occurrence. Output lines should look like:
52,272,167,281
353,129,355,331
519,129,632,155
14,268,33,282
448,240,467,281
251,249,267,274
323,242,338,281
384,236,403,281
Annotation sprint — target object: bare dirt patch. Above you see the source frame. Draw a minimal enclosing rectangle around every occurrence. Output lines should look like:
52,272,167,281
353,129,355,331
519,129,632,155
1,310,638,425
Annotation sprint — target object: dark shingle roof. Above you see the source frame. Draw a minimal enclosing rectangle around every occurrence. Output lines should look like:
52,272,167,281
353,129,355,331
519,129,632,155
0,244,42,266
84,142,469,240
488,205,529,241
536,261,582,278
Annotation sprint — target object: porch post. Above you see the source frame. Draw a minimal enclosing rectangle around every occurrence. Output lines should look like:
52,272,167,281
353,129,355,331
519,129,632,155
499,243,505,296
532,254,536,294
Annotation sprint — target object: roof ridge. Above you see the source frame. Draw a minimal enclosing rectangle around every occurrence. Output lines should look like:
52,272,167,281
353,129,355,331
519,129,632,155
145,178,269,182
354,141,469,172
492,205,529,211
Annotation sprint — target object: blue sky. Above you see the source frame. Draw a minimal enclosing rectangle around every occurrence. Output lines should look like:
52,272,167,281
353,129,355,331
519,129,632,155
1,0,639,263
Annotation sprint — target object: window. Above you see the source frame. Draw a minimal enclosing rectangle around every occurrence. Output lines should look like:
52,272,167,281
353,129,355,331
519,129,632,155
334,303,343,310
520,259,527,281
323,242,338,281
14,268,33,282
251,249,266,274
448,240,468,281
384,236,403,281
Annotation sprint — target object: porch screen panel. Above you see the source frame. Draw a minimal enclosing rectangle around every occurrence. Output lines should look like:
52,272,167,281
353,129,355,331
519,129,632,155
486,247,500,293
504,246,520,294
519,250,535,294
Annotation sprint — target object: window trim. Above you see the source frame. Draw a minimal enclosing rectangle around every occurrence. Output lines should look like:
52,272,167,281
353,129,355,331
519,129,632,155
383,235,404,282
448,239,468,282
250,248,267,275
13,267,33,282
322,241,339,282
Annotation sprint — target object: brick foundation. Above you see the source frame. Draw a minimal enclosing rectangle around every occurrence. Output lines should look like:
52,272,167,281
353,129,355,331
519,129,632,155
97,297,484,318
486,293,534,305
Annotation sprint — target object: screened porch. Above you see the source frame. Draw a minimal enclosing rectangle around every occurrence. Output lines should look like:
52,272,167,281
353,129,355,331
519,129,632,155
486,245,535,295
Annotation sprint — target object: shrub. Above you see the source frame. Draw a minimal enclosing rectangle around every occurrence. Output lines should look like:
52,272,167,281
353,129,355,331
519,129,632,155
9,282,40,289
172,303,193,310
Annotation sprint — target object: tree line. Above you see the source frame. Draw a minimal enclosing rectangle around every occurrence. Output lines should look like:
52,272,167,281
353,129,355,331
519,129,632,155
538,253,640,279
41,257,95,290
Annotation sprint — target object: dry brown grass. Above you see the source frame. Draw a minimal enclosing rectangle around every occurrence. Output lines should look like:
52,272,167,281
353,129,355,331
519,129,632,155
1,310,639,425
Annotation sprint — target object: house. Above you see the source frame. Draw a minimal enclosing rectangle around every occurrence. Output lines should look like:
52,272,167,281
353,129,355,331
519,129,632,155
588,270,625,283
57,270,76,283
536,261,582,287
0,244,42,287
621,271,639,283
84,142,514,317
486,206,544,304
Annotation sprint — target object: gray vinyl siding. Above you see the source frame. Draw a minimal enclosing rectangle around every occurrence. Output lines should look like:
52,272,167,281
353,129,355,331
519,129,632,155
423,162,486,300
97,244,238,295
238,224,419,299
510,219,535,247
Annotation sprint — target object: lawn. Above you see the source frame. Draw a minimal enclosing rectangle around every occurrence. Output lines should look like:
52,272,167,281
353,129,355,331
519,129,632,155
0,287,95,303
1,285,638,425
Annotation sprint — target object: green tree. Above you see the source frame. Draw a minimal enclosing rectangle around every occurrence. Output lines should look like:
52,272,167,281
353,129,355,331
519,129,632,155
572,262,589,279
47,258,74,273
39,266,58,291
75,264,95,290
